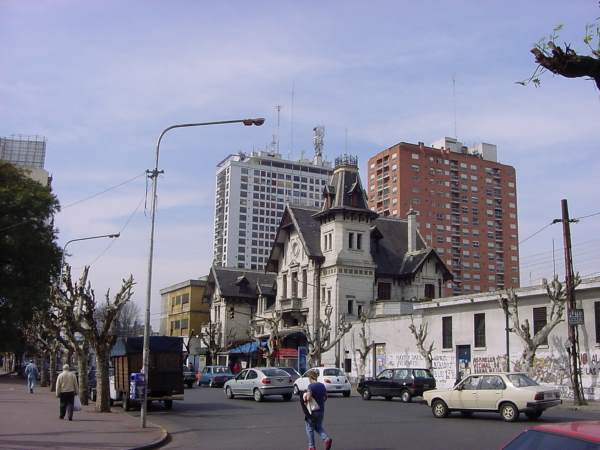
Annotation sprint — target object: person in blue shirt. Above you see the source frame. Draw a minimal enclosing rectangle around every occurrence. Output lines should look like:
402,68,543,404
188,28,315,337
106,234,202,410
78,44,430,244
301,370,333,450
24,360,39,394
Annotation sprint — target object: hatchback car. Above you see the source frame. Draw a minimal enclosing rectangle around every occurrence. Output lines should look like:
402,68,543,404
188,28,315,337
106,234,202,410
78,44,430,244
358,367,436,402
503,421,600,449
423,372,561,422
294,367,351,397
280,367,301,382
197,366,234,387
224,367,294,402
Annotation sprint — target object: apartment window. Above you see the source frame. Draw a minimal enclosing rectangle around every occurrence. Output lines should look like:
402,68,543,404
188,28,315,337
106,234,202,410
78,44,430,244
474,313,486,347
533,307,548,345
442,316,453,349
424,283,435,299
302,269,308,298
347,300,354,315
291,272,298,297
378,282,391,300
282,274,288,299
327,289,332,304
348,232,355,249
595,302,600,344
181,293,190,305
356,233,363,250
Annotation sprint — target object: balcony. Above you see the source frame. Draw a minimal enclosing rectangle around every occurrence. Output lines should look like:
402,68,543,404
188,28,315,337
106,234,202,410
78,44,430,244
280,297,305,312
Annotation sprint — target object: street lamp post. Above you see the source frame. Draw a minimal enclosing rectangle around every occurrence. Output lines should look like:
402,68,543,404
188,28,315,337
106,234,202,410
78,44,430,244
140,118,264,428
59,233,121,282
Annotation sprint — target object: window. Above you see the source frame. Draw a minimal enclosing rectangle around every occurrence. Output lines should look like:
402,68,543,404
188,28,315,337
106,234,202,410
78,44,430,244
595,302,600,344
181,293,190,305
479,375,505,390
291,272,298,297
282,274,287,299
356,233,362,250
474,313,486,347
533,307,548,345
424,283,435,299
302,269,307,298
348,232,355,249
327,289,331,304
378,282,391,300
347,300,354,315
442,316,452,349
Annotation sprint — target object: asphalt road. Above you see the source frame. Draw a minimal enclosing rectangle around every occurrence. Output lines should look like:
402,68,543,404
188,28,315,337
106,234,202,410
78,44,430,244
129,386,600,450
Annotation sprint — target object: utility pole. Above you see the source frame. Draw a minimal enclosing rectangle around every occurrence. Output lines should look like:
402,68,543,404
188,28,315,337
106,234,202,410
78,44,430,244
560,199,586,405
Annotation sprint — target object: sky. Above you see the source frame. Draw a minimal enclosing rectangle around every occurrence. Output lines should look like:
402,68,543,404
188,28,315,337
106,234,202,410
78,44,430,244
2,0,599,329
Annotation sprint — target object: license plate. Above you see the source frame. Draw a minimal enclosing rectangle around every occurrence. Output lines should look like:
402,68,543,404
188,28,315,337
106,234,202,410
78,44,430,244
335,386,341,389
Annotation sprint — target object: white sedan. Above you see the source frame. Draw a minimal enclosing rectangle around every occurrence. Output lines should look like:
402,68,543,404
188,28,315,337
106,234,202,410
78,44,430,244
294,367,351,397
423,372,561,422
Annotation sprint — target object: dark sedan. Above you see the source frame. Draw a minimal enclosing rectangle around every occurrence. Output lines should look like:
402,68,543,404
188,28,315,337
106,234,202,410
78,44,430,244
358,368,436,402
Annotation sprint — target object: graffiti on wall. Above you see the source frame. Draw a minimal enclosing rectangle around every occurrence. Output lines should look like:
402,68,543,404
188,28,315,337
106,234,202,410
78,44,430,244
376,352,455,385
473,355,507,374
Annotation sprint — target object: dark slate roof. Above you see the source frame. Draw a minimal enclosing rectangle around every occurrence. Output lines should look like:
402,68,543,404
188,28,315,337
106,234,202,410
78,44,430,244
289,206,322,258
321,163,370,211
370,217,452,280
210,266,276,299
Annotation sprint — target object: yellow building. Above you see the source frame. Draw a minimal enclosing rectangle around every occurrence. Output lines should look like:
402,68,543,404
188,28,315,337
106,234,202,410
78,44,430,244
159,278,209,337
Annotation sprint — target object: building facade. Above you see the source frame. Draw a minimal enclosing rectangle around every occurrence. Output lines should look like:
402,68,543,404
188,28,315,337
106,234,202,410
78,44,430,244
339,276,600,400
159,278,210,337
0,135,50,185
213,146,332,271
367,137,519,296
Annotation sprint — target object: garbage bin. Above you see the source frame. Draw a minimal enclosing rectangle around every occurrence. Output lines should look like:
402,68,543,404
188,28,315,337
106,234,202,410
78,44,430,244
129,373,145,400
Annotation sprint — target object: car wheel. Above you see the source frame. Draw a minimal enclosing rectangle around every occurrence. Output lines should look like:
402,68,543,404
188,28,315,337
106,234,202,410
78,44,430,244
432,399,449,418
400,389,412,403
293,385,300,396
226,387,234,399
361,388,371,400
500,402,519,422
209,380,214,388
343,391,351,398
460,411,473,418
525,410,542,421
282,393,293,401
253,388,264,402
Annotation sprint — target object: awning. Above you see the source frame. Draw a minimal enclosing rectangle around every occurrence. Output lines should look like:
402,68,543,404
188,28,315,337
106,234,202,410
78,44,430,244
228,340,268,354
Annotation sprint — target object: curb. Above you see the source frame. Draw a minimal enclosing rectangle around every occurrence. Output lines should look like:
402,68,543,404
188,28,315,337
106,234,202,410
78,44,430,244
126,422,169,450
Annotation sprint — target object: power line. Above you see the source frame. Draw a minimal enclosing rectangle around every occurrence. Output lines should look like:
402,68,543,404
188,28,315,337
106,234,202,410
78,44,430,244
62,171,146,209
574,210,600,221
519,222,555,245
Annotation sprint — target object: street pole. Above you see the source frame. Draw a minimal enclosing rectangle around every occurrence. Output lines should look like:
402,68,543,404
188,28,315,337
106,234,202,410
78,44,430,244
59,233,120,282
140,118,264,428
560,199,585,405
502,299,510,373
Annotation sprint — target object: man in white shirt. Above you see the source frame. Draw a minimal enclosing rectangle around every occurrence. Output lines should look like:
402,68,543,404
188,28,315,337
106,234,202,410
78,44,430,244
56,364,79,420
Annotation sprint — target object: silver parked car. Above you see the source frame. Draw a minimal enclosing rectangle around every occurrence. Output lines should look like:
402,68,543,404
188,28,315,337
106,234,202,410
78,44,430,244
224,367,294,402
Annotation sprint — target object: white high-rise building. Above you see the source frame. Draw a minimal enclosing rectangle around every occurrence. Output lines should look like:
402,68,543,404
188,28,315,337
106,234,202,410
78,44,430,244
0,135,50,185
213,140,332,271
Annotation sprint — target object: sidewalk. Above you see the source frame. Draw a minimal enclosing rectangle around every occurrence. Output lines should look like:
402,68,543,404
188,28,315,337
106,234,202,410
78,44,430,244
0,375,167,450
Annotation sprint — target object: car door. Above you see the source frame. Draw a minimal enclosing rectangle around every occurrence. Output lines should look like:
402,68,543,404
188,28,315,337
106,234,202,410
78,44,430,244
456,375,482,409
372,369,394,396
244,370,258,395
201,367,210,385
393,369,410,396
232,369,248,395
476,375,506,410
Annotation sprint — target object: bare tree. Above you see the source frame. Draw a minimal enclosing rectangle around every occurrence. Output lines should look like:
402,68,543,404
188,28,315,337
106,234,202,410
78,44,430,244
408,315,434,371
73,266,135,412
303,301,352,367
499,275,580,370
113,301,143,337
355,311,374,380
263,310,283,367
201,320,233,366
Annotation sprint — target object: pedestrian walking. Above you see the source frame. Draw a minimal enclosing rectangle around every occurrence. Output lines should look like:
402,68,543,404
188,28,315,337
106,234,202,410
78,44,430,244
56,364,79,421
24,360,39,394
301,370,333,450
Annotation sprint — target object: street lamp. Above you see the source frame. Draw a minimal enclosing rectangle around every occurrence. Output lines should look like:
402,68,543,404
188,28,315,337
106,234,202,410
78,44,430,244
140,117,264,428
59,233,121,282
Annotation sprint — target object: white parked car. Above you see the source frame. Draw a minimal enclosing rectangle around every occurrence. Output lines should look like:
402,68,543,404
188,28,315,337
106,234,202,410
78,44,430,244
423,372,561,422
294,367,351,397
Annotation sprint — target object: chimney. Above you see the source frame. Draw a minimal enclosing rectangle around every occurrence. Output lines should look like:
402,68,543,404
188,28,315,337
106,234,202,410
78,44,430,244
407,208,417,253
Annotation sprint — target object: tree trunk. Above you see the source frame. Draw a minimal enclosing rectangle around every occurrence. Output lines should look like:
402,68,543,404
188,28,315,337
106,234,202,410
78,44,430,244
39,352,49,387
49,349,57,392
77,351,89,405
521,346,536,373
95,346,111,412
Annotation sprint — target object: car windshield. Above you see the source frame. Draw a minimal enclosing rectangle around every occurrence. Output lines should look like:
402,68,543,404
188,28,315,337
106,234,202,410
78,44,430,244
262,368,289,377
508,374,539,387
214,367,230,374
413,369,434,378
323,368,344,376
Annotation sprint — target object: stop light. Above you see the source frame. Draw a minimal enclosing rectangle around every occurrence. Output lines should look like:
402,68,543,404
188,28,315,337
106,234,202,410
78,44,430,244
229,306,235,319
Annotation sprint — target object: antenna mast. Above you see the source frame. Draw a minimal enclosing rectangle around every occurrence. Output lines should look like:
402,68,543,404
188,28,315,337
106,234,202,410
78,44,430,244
272,105,282,154
452,74,457,139
290,82,295,160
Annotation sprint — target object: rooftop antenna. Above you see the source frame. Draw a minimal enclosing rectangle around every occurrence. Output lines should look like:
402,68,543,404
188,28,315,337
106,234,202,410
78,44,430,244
271,105,282,154
290,82,295,160
313,126,324,165
452,74,457,139
344,127,348,153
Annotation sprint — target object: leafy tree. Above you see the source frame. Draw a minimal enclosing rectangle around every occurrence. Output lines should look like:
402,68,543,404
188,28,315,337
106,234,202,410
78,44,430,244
0,163,61,353
520,15,600,90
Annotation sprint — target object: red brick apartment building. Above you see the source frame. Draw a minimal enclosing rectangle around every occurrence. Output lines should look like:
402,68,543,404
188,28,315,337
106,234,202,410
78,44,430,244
367,137,519,296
